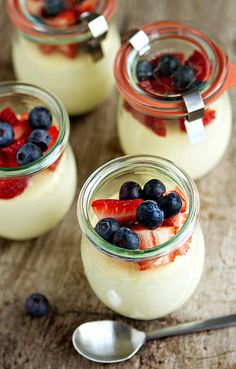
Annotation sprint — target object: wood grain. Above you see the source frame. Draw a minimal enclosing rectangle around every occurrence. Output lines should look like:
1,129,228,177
0,1,236,368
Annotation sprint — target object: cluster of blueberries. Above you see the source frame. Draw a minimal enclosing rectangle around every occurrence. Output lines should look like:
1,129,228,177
136,54,198,91
95,179,183,250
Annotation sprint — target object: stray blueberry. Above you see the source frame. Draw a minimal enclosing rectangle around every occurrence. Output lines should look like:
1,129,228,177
158,192,182,218
113,227,140,250
136,200,164,229
28,129,51,152
95,218,120,242
143,179,166,201
155,54,180,77
119,181,143,200
16,143,42,166
44,0,65,16
29,106,52,130
25,293,49,318
172,65,195,90
0,122,14,148
136,60,153,81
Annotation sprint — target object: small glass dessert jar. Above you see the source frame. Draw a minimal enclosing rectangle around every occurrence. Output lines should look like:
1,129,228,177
6,0,120,116
114,21,236,179
77,155,205,320
0,82,77,240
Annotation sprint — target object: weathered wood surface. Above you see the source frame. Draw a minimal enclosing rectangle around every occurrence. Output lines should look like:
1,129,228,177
0,1,236,368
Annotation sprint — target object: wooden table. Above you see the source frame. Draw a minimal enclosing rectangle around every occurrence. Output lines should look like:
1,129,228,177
0,1,236,368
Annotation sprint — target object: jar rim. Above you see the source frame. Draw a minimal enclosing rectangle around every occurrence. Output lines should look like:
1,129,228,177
114,20,229,118
77,155,200,262
6,0,117,44
0,82,69,178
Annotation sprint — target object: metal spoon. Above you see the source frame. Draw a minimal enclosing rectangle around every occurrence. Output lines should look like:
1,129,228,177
72,314,236,363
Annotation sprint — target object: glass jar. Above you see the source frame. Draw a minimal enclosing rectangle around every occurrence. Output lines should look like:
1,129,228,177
77,155,205,320
0,82,77,240
114,21,236,180
7,0,120,116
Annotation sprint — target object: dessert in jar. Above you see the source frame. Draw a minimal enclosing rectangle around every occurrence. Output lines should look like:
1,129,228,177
77,155,205,320
114,21,236,179
7,0,120,116
0,82,77,240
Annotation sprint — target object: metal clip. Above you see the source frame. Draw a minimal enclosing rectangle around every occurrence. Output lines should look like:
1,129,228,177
182,89,206,144
128,29,150,56
82,13,109,62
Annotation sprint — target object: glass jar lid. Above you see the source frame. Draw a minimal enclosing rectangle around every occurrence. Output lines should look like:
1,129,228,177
7,0,117,44
114,20,230,118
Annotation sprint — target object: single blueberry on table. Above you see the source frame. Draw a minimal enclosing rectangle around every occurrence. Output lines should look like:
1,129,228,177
29,106,52,130
113,227,140,250
25,293,49,318
44,0,65,16
172,65,196,90
155,54,180,77
136,60,153,81
16,143,43,166
119,181,143,200
143,179,166,201
0,122,14,148
95,218,120,242
136,200,164,230
158,192,182,219
28,129,51,152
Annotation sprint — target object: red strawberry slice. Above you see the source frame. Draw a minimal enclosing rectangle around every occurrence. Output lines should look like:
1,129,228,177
203,109,215,126
0,177,29,199
14,113,31,141
175,237,192,256
92,198,143,224
163,212,188,229
1,137,27,168
138,253,175,271
0,107,19,127
44,9,77,28
131,224,176,250
58,44,78,58
0,151,7,167
39,44,58,55
49,154,63,172
186,50,211,82
76,0,99,16
47,126,59,151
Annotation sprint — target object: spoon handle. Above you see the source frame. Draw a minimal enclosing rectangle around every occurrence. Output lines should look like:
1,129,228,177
146,314,236,341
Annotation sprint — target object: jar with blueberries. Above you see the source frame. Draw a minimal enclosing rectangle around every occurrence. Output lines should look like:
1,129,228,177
7,0,120,115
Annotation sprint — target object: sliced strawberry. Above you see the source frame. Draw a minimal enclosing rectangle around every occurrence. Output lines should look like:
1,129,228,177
163,212,188,229
47,126,59,150
58,44,78,58
49,154,63,171
0,151,7,167
175,237,192,256
76,0,99,16
0,177,29,199
0,107,19,127
92,198,143,224
138,253,175,271
26,0,44,16
14,115,31,141
39,44,58,55
44,9,77,28
203,109,215,126
131,224,176,250
1,137,27,168
186,50,211,82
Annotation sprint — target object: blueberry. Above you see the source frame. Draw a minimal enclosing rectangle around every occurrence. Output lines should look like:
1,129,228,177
28,129,51,152
172,65,195,90
136,60,153,81
0,122,14,148
44,0,65,16
155,54,180,77
29,106,52,130
158,192,182,219
16,143,42,166
136,200,164,229
25,293,49,318
119,181,142,200
113,227,140,250
95,218,120,242
143,179,166,201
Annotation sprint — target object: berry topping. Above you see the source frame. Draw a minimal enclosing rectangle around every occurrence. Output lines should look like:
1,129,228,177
28,129,51,152
47,125,59,150
113,227,140,250
44,0,65,16
16,143,43,166
119,181,143,201
136,60,153,81
136,200,164,230
131,224,175,250
0,123,15,148
0,107,19,127
44,9,77,28
0,178,29,199
92,198,143,225
95,217,121,242
158,192,183,219
186,50,211,82
25,293,49,318
155,54,180,77
143,179,166,201
29,106,52,130
172,65,196,90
